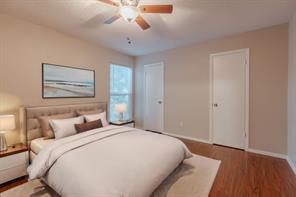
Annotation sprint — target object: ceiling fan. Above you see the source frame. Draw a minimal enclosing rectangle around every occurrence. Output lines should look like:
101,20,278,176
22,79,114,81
98,0,173,30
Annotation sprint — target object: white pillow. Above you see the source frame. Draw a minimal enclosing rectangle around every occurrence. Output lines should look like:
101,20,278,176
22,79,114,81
84,112,108,127
50,116,84,139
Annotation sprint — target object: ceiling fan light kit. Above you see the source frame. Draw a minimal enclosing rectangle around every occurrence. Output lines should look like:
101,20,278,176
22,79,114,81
120,6,139,22
99,0,173,30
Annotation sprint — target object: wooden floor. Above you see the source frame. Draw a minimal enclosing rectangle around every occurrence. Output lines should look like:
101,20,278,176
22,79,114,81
1,139,296,196
0,176,27,193
182,139,296,197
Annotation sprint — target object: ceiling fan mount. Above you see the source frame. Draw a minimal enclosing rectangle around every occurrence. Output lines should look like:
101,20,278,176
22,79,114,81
98,0,173,30
120,0,140,7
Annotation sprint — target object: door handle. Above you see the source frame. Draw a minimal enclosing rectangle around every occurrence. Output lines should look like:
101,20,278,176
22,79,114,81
158,101,162,104
213,103,218,107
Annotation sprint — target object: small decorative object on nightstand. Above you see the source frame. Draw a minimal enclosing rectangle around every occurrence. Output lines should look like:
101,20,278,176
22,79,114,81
115,103,128,122
0,143,28,184
110,120,135,128
0,115,16,152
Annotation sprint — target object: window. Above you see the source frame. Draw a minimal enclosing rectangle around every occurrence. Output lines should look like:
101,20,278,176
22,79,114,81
109,64,133,121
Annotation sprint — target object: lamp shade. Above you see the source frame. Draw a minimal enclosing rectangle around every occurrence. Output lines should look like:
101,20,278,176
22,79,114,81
0,115,16,131
115,104,128,113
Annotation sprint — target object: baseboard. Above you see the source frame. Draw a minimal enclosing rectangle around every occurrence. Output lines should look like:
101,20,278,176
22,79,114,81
247,148,287,159
163,131,296,174
287,157,296,175
164,131,296,175
163,132,212,144
162,133,286,159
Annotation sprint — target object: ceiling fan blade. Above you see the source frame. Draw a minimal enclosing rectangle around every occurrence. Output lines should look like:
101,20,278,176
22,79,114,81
104,14,121,24
135,16,151,30
139,5,173,14
97,0,119,7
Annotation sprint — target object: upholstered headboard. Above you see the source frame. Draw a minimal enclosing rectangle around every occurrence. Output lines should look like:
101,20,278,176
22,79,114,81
20,102,107,146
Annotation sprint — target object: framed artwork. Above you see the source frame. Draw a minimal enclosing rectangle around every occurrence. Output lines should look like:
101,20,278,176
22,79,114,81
42,63,95,98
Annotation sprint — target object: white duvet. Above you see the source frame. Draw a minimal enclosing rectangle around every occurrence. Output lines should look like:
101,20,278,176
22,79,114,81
28,125,192,197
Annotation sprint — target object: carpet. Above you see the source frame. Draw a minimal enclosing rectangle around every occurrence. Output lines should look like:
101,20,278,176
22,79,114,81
1,155,220,197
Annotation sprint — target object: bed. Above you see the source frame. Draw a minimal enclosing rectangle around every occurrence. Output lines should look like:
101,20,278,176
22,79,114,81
21,102,192,197
20,103,108,162
30,137,54,161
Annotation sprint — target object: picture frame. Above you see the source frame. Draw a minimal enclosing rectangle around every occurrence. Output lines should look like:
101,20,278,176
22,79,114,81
42,63,95,99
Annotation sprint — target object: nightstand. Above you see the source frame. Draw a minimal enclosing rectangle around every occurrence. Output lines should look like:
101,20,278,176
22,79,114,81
0,143,28,185
110,120,135,128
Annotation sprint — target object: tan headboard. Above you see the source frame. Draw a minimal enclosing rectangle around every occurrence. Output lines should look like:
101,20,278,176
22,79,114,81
20,102,107,146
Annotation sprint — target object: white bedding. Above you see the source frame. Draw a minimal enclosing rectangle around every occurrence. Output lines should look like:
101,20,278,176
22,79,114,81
28,126,192,197
30,138,54,154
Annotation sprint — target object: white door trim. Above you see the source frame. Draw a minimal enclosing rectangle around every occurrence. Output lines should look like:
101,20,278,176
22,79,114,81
143,62,165,132
209,48,250,150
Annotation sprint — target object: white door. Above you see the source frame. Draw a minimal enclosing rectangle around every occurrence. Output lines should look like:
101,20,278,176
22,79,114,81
144,63,164,132
211,49,249,149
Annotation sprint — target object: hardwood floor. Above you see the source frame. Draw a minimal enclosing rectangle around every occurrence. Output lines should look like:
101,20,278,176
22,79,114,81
182,139,296,197
1,139,296,196
0,176,27,193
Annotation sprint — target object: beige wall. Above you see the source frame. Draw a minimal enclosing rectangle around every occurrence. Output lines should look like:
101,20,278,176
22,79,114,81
0,13,133,145
135,24,288,154
288,13,296,168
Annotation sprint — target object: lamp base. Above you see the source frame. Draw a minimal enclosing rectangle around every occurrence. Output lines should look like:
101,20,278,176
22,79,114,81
0,133,7,152
119,112,125,122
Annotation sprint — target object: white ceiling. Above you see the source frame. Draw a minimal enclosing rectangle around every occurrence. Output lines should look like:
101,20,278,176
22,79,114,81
1,0,296,56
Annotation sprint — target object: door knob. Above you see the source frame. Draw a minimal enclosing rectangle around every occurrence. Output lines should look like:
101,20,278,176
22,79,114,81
213,103,218,107
158,101,162,104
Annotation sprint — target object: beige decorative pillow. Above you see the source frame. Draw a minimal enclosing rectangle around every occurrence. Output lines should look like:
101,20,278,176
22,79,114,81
38,112,75,139
76,109,104,116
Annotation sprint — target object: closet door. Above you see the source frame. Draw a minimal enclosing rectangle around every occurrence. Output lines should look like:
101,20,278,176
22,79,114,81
211,49,249,149
144,63,164,132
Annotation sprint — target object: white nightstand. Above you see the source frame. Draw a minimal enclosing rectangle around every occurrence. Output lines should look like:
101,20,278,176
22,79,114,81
0,144,28,185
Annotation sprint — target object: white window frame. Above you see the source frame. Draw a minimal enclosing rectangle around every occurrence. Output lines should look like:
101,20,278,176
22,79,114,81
109,64,133,121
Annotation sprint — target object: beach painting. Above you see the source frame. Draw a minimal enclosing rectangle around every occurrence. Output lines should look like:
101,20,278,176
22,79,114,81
42,64,95,98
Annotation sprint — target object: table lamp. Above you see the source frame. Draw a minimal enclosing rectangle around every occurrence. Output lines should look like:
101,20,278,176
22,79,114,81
115,103,127,122
0,115,15,151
